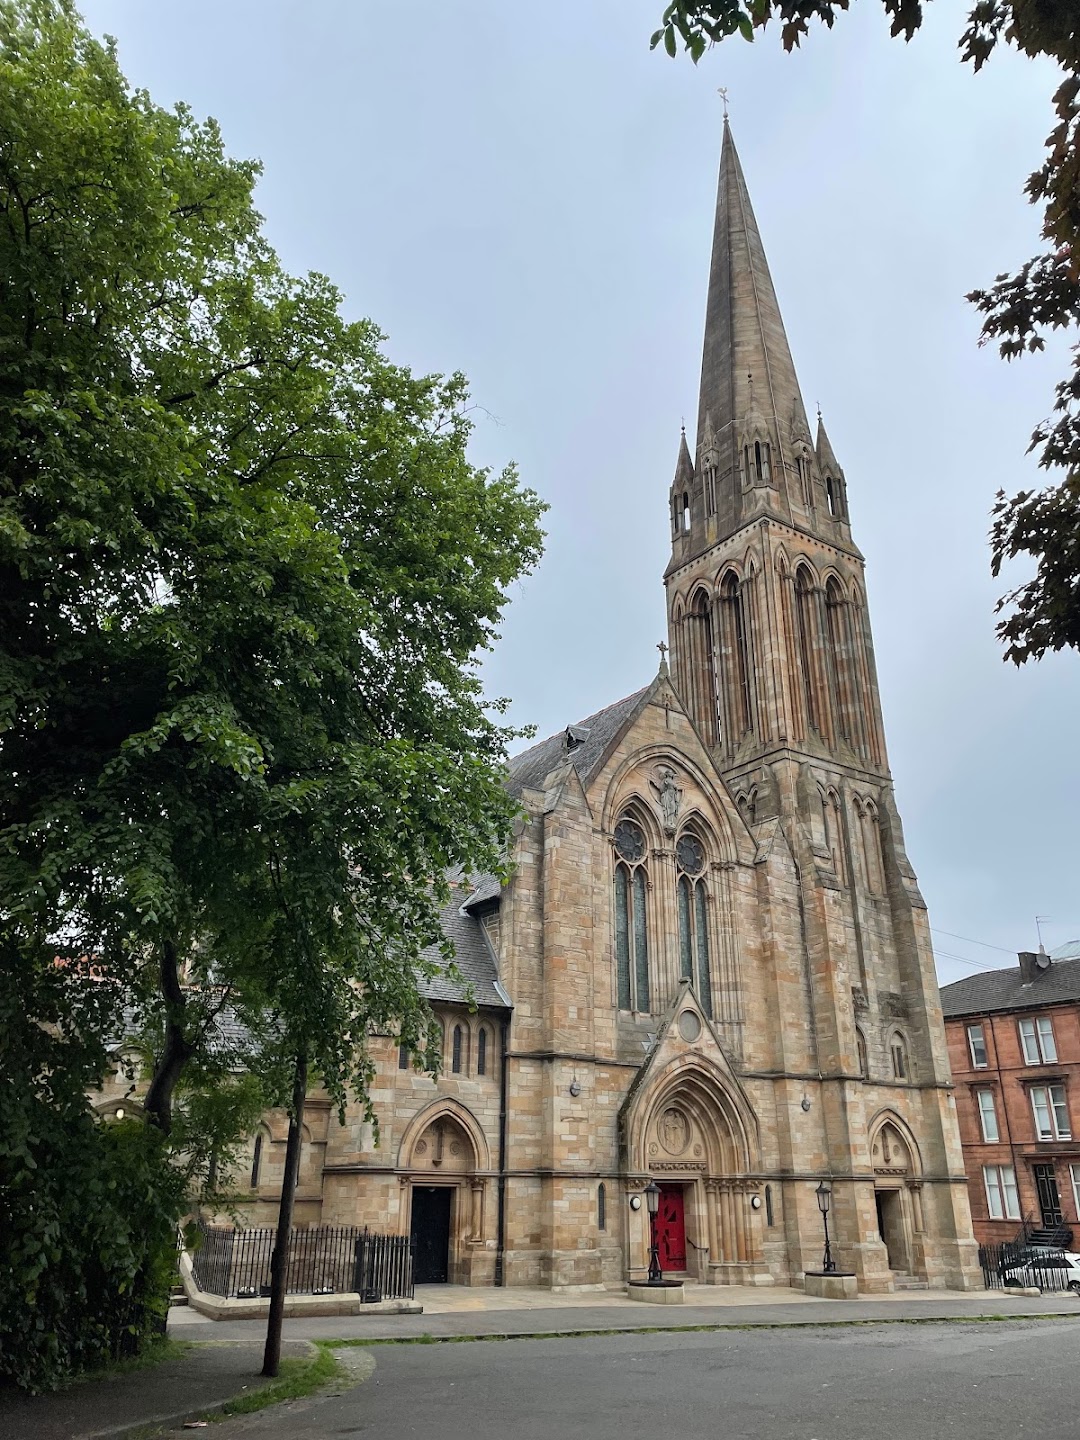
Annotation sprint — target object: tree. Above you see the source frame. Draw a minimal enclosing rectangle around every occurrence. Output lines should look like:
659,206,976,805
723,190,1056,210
0,0,544,1384
650,0,1080,663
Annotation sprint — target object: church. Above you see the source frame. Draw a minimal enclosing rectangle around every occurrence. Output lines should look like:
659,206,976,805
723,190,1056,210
227,123,982,1294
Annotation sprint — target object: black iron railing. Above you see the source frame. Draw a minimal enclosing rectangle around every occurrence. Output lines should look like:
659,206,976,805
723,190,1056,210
979,1240,1075,1292
189,1219,413,1301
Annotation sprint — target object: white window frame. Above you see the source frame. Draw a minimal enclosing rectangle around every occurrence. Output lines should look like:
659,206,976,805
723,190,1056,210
1031,1083,1071,1140
1020,1016,1057,1064
1038,1016,1058,1063
976,1089,999,1143
983,1164,1020,1221
1070,1164,1080,1221
967,1024,988,1069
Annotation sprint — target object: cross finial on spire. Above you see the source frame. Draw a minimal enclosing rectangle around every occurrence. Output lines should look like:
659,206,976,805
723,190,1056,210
657,640,668,661
718,86,729,119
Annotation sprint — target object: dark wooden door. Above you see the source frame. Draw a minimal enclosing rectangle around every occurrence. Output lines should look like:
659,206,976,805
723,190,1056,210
1034,1164,1063,1227
410,1186,451,1283
655,1185,687,1271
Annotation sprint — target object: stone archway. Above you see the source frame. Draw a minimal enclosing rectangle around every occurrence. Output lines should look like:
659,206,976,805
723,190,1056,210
399,1103,491,1286
869,1114,925,1279
624,1055,765,1286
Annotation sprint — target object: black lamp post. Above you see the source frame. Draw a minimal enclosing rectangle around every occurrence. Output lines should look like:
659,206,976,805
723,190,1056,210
815,1180,836,1274
645,1180,662,1284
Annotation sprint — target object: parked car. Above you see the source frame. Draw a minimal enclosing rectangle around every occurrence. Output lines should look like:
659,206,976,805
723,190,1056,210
1001,1250,1080,1293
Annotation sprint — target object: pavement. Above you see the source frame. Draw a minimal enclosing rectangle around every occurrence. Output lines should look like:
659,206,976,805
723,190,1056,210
168,1280,1080,1340
0,1339,311,1440
7,1285,1080,1439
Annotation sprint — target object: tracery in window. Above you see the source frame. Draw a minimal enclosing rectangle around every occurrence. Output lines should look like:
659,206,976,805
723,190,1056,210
676,833,713,1019
614,814,651,1013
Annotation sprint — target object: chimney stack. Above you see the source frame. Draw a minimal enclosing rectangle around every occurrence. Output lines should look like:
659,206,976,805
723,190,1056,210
1018,947,1051,984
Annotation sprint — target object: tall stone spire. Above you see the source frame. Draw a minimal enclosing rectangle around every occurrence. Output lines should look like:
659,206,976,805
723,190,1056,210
697,120,811,467
663,119,863,560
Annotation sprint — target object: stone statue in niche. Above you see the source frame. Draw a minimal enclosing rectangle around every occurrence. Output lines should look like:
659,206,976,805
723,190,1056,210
651,766,682,836
659,1107,689,1156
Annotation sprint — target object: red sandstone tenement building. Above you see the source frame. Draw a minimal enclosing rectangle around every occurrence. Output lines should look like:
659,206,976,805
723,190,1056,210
940,943,1080,1247
102,124,982,1295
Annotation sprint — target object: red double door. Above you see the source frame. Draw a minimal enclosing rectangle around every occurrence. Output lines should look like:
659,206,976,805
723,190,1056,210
654,1184,687,1271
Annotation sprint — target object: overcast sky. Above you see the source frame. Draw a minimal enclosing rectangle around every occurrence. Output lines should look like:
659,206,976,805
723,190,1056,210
79,0,1080,986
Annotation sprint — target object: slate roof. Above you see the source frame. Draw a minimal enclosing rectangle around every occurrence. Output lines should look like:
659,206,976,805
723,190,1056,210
419,887,510,1010
506,688,649,798
939,956,1080,1019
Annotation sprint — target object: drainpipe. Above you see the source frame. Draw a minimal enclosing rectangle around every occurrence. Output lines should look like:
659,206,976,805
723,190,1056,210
494,1014,510,1286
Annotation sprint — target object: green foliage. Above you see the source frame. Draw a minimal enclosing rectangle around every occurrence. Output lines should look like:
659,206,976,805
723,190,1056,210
652,0,1080,664
0,955,184,1392
0,0,545,1387
0,0,543,1098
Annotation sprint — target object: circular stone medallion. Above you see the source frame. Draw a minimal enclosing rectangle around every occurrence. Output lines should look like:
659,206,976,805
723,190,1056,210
678,1010,702,1043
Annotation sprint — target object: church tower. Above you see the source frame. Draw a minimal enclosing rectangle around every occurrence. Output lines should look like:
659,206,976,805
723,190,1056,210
665,122,975,1280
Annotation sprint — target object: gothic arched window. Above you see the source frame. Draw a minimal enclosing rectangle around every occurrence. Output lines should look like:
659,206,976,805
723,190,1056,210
682,492,691,532
890,1031,909,1081
794,565,820,732
719,570,752,739
687,589,719,745
675,831,713,1019
613,816,650,1013
251,1132,264,1189
825,576,852,743
856,1028,868,1079
858,798,884,895
477,1026,488,1077
452,1023,464,1074
598,1182,607,1231
824,789,845,883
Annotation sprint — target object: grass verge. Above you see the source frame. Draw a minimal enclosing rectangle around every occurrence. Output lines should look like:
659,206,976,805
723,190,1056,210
214,1342,345,1419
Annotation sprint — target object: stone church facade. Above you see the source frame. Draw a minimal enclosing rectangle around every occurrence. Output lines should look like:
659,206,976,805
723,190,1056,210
197,124,980,1293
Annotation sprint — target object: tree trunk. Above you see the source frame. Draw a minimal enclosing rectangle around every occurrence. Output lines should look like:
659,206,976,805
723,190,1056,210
143,936,193,1135
262,1050,307,1378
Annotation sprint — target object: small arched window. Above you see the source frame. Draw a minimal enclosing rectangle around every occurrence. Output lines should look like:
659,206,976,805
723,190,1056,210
825,789,845,883
682,492,691,532
765,1183,774,1227
251,1132,264,1189
452,1024,464,1075
477,1027,488,1077
891,1032,909,1081
856,1028,868,1079
598,1182,607,1231
613,815,650,1013
826,475,837,517
754,440,764,483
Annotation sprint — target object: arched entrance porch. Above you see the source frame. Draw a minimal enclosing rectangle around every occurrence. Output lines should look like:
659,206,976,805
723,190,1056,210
869,1112,927,1282
398,1100,493,1286
622,1053,766,1285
